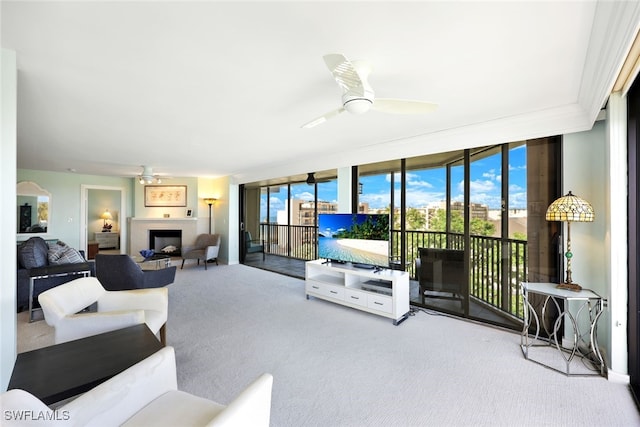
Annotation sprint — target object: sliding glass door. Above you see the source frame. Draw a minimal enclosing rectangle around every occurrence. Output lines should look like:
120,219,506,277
241,139,560,331
628,78,640,402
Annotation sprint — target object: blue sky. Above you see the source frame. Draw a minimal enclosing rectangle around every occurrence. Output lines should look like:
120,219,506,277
263,146,527,221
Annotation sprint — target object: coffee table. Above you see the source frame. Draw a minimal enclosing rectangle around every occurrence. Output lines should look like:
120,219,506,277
8,324,163,405
131,254,172,270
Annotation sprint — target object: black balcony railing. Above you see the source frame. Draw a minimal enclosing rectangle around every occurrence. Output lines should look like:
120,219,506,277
393,230,528,319
260,223,317,260
257,223,527,319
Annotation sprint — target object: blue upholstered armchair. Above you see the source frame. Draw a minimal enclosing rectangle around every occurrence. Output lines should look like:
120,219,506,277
244,231,265,261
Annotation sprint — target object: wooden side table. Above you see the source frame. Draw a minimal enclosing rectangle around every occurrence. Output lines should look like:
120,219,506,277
87,241,99,259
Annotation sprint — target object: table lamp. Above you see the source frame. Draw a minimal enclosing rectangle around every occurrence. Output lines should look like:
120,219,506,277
101,209,113,232
545,191,594,291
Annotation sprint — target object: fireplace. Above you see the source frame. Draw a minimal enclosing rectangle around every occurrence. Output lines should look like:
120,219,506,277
149,229,182,256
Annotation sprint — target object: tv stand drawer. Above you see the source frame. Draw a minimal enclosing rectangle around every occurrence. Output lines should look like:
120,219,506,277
306,281,345,300
305,259,409,324
345,289,367,308
368,295,392,314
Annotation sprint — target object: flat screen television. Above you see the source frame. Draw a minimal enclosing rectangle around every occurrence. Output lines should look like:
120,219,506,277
317,213,390,268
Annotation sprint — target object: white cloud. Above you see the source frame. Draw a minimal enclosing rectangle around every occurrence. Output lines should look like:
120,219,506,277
482,169,497,180
384,172,402,182
359,193,390,209
294,191,314,201
405,190,445,207
508,191,527,208
269,196,285,210
463,179,497,193
406,172,435,189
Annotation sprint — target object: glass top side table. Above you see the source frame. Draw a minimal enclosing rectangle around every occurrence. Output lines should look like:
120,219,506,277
520,282,606,377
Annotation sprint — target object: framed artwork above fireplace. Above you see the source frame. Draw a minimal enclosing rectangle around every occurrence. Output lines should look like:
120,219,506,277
144,185,187,207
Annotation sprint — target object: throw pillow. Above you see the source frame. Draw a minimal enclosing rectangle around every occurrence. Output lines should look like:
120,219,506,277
18,237,50,269
48,244,85,265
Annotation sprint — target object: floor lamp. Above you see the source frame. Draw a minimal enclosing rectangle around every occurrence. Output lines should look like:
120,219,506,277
203,198,216,234
545,191,594,291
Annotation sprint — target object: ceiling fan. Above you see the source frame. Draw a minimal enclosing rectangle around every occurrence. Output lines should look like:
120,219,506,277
137,166,166,185
302,53,438,128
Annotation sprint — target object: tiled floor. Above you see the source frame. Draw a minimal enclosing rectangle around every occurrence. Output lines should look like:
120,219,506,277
243,253,306,278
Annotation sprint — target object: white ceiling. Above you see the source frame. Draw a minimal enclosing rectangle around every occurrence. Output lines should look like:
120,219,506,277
2,1,639,185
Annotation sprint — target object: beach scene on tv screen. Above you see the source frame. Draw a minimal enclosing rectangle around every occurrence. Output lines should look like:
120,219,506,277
318,214,389,266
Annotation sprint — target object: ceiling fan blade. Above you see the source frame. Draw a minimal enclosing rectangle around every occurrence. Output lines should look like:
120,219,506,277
372,98,438,114
301,107,345,128
323,53,365,96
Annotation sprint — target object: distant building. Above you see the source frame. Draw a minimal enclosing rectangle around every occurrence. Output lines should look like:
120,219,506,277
283,199,362,225
425,201,489,229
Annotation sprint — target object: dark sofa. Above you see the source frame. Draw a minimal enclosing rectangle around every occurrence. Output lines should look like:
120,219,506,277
95,254,176,291
17,237,95,313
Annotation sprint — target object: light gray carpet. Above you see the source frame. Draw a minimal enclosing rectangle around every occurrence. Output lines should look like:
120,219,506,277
17,264,640,426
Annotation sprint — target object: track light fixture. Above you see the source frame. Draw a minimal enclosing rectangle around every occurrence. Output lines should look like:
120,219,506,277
137,166,163,185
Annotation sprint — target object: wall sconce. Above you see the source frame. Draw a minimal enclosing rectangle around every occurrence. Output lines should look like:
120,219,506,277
545,191,594,291
101,209,113,232
203,198,217,234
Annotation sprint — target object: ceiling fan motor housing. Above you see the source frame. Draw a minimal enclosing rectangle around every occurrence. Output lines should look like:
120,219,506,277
342,90,374,114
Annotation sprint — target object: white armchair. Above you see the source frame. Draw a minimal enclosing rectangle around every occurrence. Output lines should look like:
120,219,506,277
38,276,168,345
0,347,273,427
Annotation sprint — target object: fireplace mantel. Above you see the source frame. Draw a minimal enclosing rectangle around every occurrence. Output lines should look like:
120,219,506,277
128,217,198,255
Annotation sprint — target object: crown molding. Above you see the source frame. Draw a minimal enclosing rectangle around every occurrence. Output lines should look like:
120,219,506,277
579,0,640,122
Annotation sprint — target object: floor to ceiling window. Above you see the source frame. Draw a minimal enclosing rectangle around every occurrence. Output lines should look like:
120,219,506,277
242,139,559,331
402,154,454,277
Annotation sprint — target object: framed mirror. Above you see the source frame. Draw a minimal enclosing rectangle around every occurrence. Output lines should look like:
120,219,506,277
17,181,51,236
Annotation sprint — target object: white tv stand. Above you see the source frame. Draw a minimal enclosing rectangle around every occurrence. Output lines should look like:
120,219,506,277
305,259,410,325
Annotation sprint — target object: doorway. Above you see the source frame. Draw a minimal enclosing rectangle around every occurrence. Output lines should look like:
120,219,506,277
80,185,127,256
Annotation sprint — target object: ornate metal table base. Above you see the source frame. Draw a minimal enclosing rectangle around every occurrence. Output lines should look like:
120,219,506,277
520,282,606,377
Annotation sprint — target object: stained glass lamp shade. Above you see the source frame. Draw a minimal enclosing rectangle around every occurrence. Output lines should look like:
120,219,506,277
545,191,594,291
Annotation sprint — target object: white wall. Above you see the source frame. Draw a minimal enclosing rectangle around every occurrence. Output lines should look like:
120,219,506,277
132,177,200,221
210,176,237,265
563,122,606,295
605,93,629,379
337,167,352,212
563,119,625,376
1,49,17,391
17,169,134,249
